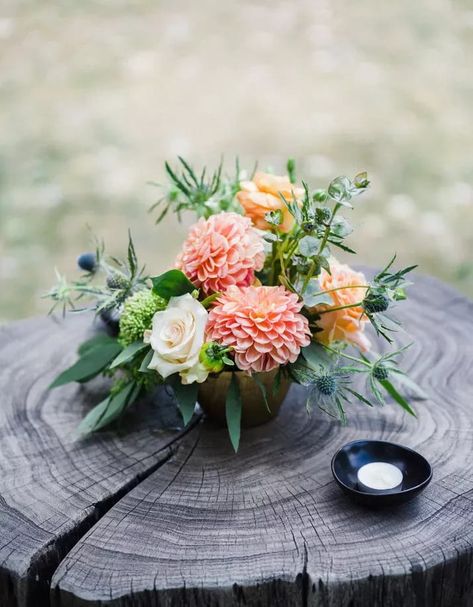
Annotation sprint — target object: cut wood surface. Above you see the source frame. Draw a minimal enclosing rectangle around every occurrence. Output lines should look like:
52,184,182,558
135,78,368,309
48,275,473,607
0,315,189,607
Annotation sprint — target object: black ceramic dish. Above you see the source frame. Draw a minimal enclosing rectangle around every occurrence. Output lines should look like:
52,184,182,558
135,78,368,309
331,440,432,506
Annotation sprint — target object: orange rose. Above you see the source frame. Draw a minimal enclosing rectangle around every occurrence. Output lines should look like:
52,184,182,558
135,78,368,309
314,259,371,351
237,172,304,233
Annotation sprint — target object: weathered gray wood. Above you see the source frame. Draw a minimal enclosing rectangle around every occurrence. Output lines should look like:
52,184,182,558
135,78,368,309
0,315,190,607
49,276,473,607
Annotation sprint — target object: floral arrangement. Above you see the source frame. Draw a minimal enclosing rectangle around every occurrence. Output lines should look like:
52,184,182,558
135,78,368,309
47,158,421,451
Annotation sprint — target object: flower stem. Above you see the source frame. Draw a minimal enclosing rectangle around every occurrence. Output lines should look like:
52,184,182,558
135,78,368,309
322,344,371,367
317,301,364,315
313,285,370,297
317,202,341,255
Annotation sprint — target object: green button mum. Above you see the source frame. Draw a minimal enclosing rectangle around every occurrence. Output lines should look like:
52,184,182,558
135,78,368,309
118,289,166,347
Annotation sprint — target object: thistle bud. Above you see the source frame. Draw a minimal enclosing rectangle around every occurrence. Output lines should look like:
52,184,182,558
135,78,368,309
315,373,338,396
77,252,97,273
362,290,390,314
372,364,389,381
107,272,130,290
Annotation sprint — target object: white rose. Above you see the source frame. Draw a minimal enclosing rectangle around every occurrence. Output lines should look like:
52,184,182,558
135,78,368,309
144,293,209,384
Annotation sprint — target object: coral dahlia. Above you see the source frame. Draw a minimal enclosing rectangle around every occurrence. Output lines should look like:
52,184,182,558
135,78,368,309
315,259,371,351
176,212,265,295
206,285,311,373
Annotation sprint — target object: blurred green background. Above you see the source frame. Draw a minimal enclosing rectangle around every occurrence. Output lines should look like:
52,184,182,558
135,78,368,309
1,0,472,321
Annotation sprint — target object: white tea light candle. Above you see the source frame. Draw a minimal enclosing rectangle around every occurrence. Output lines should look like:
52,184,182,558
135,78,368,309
357,462,403,493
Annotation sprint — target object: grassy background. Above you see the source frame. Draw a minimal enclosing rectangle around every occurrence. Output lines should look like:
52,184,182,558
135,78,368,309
1,0,472,321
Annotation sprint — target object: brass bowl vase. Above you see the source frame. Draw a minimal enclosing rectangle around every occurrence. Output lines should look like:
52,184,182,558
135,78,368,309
198,369,290,428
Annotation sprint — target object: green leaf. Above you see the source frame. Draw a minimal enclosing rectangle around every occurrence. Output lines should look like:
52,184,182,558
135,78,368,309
317,254,331,273
110,341,149,369
390,371,428,400
288,359,318,386
346,388,374,407
201,292,221,308
169,377,198,425
302,280,333,308
253,374,270,413
151,269,196,300
127,230,138,279
327,239,357,254
226,373,242,452
287,158,296,184
77,381,141,436
327,176,353,207
139,348,154,372
379,379,416,416
301,341,333,369
272,368,282,396
331,216,353,238
78,334,118,357
50,341,123,388
298,235,320,257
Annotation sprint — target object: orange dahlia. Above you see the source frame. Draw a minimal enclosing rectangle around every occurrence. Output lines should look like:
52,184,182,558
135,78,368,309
206,285,311,373
315,259,371,351
176,212,265,295
237,171,304,233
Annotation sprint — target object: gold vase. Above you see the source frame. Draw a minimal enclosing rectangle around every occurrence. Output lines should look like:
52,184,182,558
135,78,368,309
198,369,290,428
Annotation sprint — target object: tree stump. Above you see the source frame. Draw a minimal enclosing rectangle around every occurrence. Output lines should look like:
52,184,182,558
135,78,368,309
0,315,189,607
1,275,473,607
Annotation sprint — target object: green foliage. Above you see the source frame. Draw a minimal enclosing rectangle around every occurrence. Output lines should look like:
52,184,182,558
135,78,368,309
78,333,118,356
300,280,333,307
286,158,296,184
118,289,165,346
226,373,242,452
298,236,320,257
361,255,418,342
77,381,141,436
110,341,149,369
44,232,148,316
290,340,422,422
150,157,241,222
50,339,122,388
168,376,198,425
138,348,154,373
151,269,196,300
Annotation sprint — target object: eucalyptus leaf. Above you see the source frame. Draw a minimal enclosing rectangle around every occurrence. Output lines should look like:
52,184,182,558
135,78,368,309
77,381,141,436
288,359,318,386
327,176,353,207
50,341,123,388
317,255,331,273
301,341,333,369
78,334,117,357
331,216,353,238
263,232,281,243
253,374,270,413
110,341,149,369
168,376,198,425
139,348,154,372
298,236,320,257
302,280,333,307
226,373,242,452
151,269,196,300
